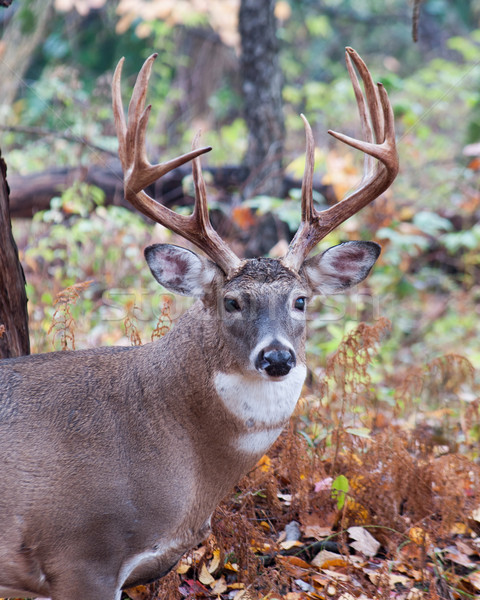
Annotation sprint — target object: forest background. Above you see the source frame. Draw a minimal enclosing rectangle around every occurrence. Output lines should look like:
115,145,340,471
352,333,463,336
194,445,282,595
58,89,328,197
1,1,480,599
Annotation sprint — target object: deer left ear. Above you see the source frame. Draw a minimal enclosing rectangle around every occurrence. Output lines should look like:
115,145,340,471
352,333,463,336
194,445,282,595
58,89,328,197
303,241,381,295
145,244,217,298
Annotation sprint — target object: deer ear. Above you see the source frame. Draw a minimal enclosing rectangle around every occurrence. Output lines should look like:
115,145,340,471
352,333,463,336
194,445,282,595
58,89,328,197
303,241,380,295
145,244,217,298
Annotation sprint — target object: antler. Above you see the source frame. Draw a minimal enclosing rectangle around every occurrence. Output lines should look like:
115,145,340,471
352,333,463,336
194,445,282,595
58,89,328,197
283,47,399,272
112,54,241,277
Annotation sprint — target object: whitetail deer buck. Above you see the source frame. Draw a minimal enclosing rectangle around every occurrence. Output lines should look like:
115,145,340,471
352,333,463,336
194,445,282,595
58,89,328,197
0,48,398,600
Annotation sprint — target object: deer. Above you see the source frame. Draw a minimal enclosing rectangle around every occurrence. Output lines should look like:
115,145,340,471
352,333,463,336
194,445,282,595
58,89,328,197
0,47,398,600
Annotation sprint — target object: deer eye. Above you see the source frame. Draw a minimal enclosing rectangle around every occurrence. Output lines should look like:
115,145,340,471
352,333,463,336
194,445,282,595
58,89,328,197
224,297,241,313
294,297,306,311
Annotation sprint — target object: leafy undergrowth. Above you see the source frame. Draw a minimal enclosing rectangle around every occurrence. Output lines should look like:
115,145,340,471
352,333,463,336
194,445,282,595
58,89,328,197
114,318,480,600
127,428,480,600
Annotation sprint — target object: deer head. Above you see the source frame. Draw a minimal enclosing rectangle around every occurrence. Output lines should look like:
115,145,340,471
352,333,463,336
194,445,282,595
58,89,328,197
112,47,398,382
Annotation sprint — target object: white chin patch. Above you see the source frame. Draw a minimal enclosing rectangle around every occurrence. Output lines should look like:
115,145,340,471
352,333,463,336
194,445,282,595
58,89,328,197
214,364,306,428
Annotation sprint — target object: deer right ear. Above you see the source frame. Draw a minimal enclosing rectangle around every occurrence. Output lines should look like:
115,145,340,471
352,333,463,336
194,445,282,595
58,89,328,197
302,241,381,295
145,244,217,298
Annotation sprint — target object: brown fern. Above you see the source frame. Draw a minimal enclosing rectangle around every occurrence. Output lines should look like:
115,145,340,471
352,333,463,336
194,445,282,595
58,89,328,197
123,300,142,346
151,295,172,341
48,280,93,351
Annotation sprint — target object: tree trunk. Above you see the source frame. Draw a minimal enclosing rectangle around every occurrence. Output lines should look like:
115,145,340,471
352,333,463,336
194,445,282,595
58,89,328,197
0,148,30,358
239,0,285,199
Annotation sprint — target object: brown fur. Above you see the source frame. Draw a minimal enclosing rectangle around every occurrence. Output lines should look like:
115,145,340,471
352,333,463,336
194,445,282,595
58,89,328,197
0,245,378,600
0,259,308,600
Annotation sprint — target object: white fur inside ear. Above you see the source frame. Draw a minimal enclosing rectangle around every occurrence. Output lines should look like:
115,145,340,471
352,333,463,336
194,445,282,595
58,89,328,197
145,244,216,297
304,241,380,295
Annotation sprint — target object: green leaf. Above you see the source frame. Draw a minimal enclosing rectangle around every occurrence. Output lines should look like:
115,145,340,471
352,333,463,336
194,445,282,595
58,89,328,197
331,475,349,510
345,427,372,439
413,211,453,236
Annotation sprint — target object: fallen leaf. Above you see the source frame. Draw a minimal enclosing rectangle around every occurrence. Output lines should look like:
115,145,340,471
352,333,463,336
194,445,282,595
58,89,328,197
469,571,480,591
277,555,310,578
179,579,210,597
444,550,475,568
455,539,476,556
198,563,215,586
388,573,411,586
471,506,480,522
124,585,150,600
314,477,333,492
348,526,380,557
367,570,410,587
256,454,272,473
208,548,222,574
280,539,303,550
227,582,245,590
303,524,333,540
346,500,370,524
192,546,208,563
408,526,430,546
406,589,425,600
176,558,191,575
279,555,311,569
321,569,349,582
232,590,254,599
311,550,347,569
365,570,381,586
450,522,469,535
211,575,228,595
311,573,329,587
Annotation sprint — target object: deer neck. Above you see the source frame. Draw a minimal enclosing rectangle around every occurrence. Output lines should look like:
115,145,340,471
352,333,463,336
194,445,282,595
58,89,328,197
145,301,306,465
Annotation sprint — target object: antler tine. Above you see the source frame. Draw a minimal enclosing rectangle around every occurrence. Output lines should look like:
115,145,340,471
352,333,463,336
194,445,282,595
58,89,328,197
299,114,315,225
112,57,128,170
114,54,211,190
283,48,399,272
191,131,211,233
190,132,242,272
344,49,375,175
345,47,382,143
112,55,241,276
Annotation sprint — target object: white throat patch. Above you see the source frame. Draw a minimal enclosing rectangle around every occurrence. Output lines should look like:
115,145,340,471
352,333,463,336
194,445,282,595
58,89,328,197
214,364,306,428
214,365,306,455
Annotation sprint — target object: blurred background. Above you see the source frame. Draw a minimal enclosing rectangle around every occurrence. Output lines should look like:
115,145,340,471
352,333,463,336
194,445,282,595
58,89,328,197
0,0,479,440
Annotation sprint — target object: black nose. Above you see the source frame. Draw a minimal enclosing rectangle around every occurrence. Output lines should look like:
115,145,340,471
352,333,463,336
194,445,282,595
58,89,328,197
256,347,296,378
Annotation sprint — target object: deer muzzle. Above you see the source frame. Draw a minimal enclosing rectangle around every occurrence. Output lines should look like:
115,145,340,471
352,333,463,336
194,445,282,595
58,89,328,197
255,344,296,378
